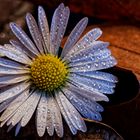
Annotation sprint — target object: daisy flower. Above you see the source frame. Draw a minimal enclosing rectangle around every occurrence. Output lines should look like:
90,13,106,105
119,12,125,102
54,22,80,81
0,3,117,137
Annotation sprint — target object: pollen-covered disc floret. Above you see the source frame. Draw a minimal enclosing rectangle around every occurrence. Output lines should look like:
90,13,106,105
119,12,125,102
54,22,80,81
31,54,69,91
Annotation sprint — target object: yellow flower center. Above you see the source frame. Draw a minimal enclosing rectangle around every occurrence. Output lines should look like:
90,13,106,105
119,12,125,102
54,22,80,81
30,54,69,92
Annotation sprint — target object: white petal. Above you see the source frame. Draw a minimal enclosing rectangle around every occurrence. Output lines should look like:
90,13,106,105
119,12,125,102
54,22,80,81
0,66,30,75
70,56,117,72
7,124,14,132
20,90,41,127
68,84,104,113
15,123,21,136
0,57,26,69
0,89,31,122
63,87,102,121
8,90,40,126
67,79,109,102
50,3,64,54
66,41,109,62
10,22,39,56
50,96,63,137
61,17,88,57
54,7,70,55
10,40,36,59
74,71,118,83
46,94,54,136
55,92,77,135
26,13,44,54
69,49,111,67
69,73,115,94
64,28,102,58
36,92,48,137
0,44,32,65
58,91,87,132
0,82,30,104
0,116,11,127
50,3,70,55
66,82,107,104
38,6,50,53
0,75,30,85
0,95,17,113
